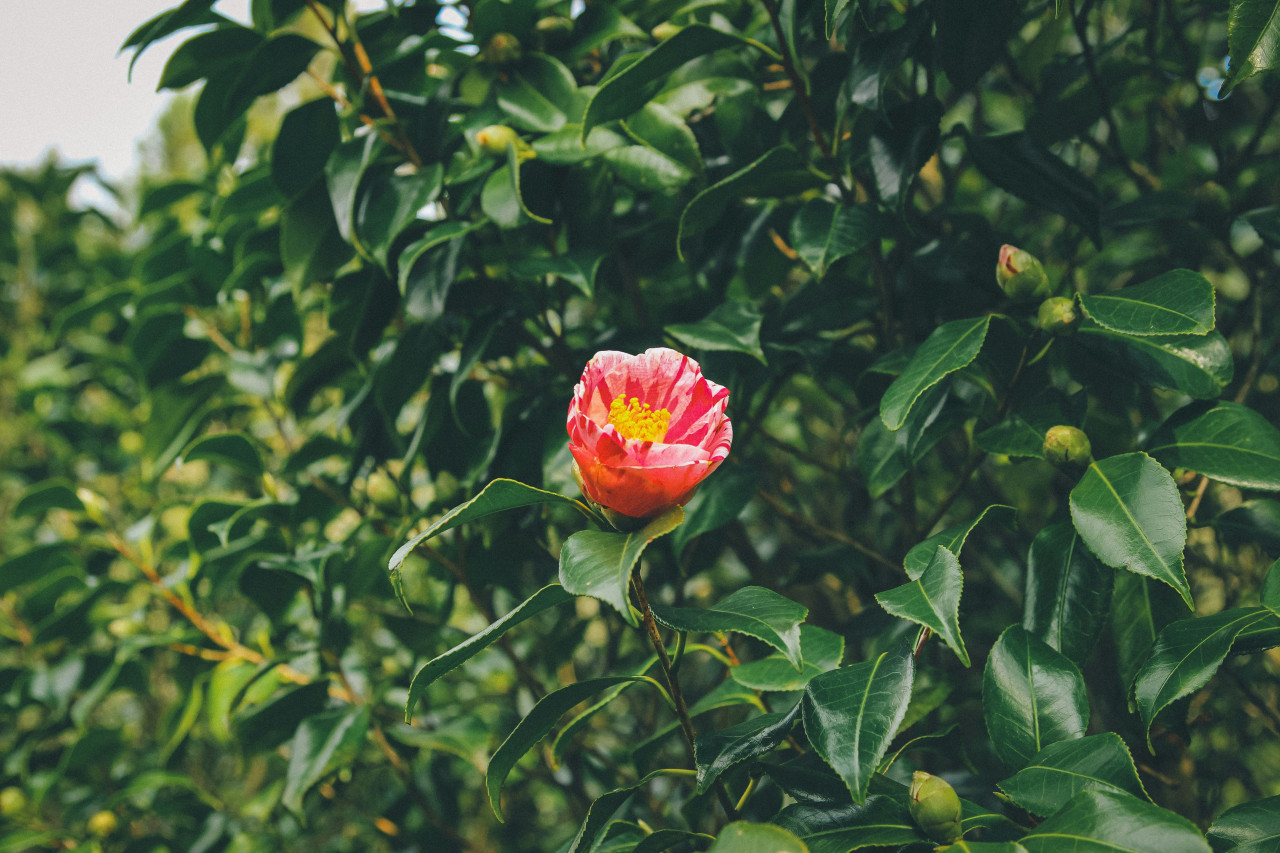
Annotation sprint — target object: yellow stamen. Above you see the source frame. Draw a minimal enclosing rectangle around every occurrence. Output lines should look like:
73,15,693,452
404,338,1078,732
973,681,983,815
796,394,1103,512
608,395,671,442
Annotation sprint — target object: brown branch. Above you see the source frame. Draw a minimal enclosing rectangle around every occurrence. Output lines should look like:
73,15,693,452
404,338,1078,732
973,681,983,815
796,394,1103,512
759,0,833,161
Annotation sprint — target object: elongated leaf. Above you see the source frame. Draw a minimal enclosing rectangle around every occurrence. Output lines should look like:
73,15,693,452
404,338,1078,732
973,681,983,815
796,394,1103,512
1023,521,1113,666
706,822,808,853
1079,271,1215,337
905,505,1014,580
1134,607,1274,747
695,703,800,794
565,770,671,853
948,844,1030,853
775,798,922,852
581,24,776,140
1207,794,1280,852
1213,499,1280,553
481,155,552,229
390,479,587,607
880,316,992,430
559,507,684,627
621,102,703,177
1111,572,1192,690
551,656,656,767
1265,558,1280,611
1148,401,1280,492
180,433,263,479
1021,790,1210,852
983,625,1089,770
1069,453,1191,607
602,146,694,191
1222,0,1280,94
666,302,765,363
13,480,84,518
405,584,573,719
271,98,338,199
670,464,760,555
876,547,970,666
651,586,807,667
803,647,914,803
1075,327,1233,400
487,676,657,820
731,625,844,692
998,733,1149,817
281,707,371,818
790,200,877,279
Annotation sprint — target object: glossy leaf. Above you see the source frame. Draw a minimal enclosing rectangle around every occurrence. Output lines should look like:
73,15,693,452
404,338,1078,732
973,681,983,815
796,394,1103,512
1078,270,1215,337
1021,790,1210,852
665,302,765,362
559,507,684,627
1075,327,1233,400
935,0,1020,91
481,156,551,229
1111,572,1193,691
670,464,760,556
1213,499,1280,553
905,504,1014,580
789,200,877,279
180,433,264,479
880,316,992,430
1133,607,1275,747
731,625,844,692
651,585,807,667
356,164,444,269
1023,521,1113,666
281,707,371,818
1222,0,1280,94
405,584,573,719
706,822,808,853
621,102,703,177
601,146,694,191
158,26,263,90
563,771,674,853
774,798,922,852
695,703,800,794
1148,401,1280,491
998,733,1149,817
1069,453,1191,607
1207,794,1280,852
487,677,657,820
983,625,1089,770
803,647,914,803
876,546,970,666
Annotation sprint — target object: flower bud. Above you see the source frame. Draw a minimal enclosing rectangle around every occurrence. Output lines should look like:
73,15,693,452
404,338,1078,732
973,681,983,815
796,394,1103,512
476,125,521,157
1037,296,1079,336
651,22,681,41
0,787,26,816
996,244,1051,301
483,32,522,65
87,810,119,838
909,771,962,844
1043,425,1092,466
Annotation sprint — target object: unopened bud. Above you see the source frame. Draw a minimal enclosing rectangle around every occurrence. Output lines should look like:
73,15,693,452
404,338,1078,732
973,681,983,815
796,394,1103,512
909,771,962,844
652,22,681,41
1043,425,1092,465
483,32,522,65
996,244,1051,301
88,810,119,838
1037,297,1079,336
476,125,521,157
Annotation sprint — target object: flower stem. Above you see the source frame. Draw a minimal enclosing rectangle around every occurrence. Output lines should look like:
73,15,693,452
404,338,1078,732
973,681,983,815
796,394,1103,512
631,573,741,822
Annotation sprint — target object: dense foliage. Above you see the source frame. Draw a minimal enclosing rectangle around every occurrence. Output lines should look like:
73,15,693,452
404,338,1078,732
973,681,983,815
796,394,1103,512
4,0,1280,850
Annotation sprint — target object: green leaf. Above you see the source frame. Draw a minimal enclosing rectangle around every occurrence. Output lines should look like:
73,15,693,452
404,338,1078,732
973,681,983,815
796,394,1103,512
904,504,1014,580
1069,453,1190,607
670,464,760,556
1148,401,1280,492
601,145,695,191
122,0,223,80
158,26,264,90
948,844,1030,853
651,586,808,667
983,625,1089,770
390,480,586,609
1078,270,1215,337
530,124,627,164
1241,206,1280,249
1023,521,1113,666
0,545,79,597
559,507,684,627
180,433,264,479
775,798,922,851
271,98,339,199
695,703,800,794
803,647,914,803
789,200,877,279
1207,794,1280,852
1021,790,1210,852
397,220,488,296
1213,499,1280,552
1075,327,1233,400
876,546,971,667
731,625,844,692
357,164,445,269
581,24,777,141
665,302,766,363
621,103,704,178
880,316,992,430
13,480,84,518
281,707,371,819
405,584,573,719
678,146,826,260
509,250,604,299
1222,0,1280,94
998,733,1149,817
325,135,381,247
1111,572,1193,691
495,55,577,133
487,676,657,820
563,773,690,853
1133,607,1274,747
1264,558,1280,611
935,0,1020,91
706,822,808,853
481,150,552,228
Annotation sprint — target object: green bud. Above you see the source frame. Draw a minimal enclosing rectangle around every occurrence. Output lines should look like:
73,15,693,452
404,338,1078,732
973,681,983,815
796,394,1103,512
88,810,119,838
1043,425,1092,466
534,15,573,47
1037,296,1079,336
476,125,521,157
651,22,681,41
909,771,962,844
0,787,27,816
996,244,1051,301
483,32,522,65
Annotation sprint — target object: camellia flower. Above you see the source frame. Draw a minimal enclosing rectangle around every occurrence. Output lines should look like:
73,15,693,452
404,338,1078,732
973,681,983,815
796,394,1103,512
567,348,732,519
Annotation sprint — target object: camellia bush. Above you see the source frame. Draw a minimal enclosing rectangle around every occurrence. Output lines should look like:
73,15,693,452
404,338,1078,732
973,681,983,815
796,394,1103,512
5,0,1280,849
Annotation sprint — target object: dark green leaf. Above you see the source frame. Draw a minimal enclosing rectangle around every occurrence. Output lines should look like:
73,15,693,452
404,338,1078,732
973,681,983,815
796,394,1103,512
666,302,765,362
731,625,844,692
998,733,1149,817
1069,453,1191,607
803,647,914,803
357,164,445,268
775,797,922,852
559,507,684,627
1148,401,1280,492
905,504,1014,580
1110,572,1192,691
1023,521,1113,666
158,25,264,90
281,707,371,818
1021,790,1210,852
13,480,84,518
601,145,694,191
670,464,761,556
1079,271,1216,337
1241,206,1280,249
1213,500,1280,553
272,98,339,199
1207,794,1280,852
706,822,808,853
695,703,800,794
0,545,79,597
652,586,808,667
481,152,551,228
789,200,877,279
983,625,1089,770
621,103,703,177
122,0,222,79
1222,0,1280,94
180,433,264,479
495,55,578,133
876,546,971,666
1075,327,1233,400
935,0,1020,90
880,316,992,430
325,135,381,246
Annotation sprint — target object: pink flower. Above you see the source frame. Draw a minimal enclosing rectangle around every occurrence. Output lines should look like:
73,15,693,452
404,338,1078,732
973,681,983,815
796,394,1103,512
567,348,732,519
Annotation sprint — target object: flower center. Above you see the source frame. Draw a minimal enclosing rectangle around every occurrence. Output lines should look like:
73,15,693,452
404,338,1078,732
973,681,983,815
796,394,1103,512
607,395,671,442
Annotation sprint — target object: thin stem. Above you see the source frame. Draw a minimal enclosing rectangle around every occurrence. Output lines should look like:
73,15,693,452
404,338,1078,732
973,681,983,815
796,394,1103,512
756,488,901,573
